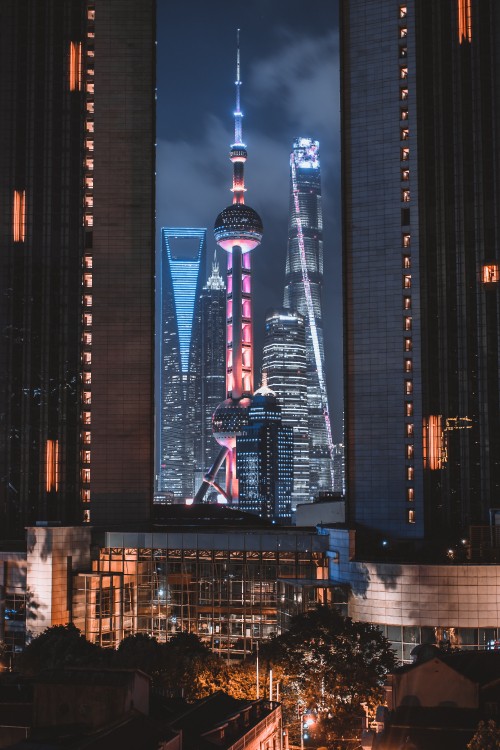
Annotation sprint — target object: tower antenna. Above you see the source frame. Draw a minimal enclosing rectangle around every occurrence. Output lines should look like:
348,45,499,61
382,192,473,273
234,29,243,147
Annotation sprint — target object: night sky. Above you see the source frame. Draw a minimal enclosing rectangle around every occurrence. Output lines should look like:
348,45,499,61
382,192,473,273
156,0,342,441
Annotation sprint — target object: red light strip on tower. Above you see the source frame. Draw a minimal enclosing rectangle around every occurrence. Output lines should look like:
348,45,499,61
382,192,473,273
290,153,335,485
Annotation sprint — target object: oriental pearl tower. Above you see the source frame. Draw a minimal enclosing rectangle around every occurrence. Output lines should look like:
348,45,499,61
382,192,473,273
194,31,263,504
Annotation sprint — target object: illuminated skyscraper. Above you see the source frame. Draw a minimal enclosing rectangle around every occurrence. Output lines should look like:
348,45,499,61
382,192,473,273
262,309,309,507
0,0,155,534
284,138,334,497
341,0,500,540
237,382,293,520
195,32,263,504
194,253,226,491
159,228,206,499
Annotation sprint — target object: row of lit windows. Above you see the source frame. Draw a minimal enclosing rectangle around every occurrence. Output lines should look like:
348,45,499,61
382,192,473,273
399,6,415,526
81,4,95,524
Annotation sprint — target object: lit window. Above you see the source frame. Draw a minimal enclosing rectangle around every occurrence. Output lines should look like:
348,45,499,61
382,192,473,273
13,190,26,242
404,316,412,331
405,380,413,395
85,158,94,170
83,372,91,385
423,415,443,470
401,129,410,141
399,45,408,58
402,189,410,203
83,332,92,346
400,67,408,80
86,121,94,133
69,41,82,91
86,102,95,114
401,168,410,180
81,468,91,483
83,273,92,288
405,359,412,373
83,352,91,365
404,338,412,352
85,177,94,189
87,49,95,59
406,402,413,417
403,233,411,248
406,444,414,459
400,27,408,38
45,439,59,493
401,147,410,161
407,466,414,480
399,5,408,18
401,109,409,121
408,509,416,524
404,296,411,310
83,412,91,425
82,450,91,463
85,195,93,208
86,82,94,94
482,264,499,283
83,313,92,327
406,422,414,436
83,295,92,308
400,88,409,101
82,488,90,501
84,214,93,227
84,255,93,269
87,9,95,20
458,0,472,44
404,275,411,288
82,432,91,445
85,139,94,152
407,487,414,501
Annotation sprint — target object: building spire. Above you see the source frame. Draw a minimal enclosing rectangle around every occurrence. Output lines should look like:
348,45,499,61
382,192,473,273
206,249,225,290
230,29,247,204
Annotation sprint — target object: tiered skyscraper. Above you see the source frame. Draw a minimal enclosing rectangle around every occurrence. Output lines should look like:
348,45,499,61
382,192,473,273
284,138,334,498
262,309,309,508
195,253,226,493
195,32,263,504
159,228,206,499
342,0,500,541
0,0,155,534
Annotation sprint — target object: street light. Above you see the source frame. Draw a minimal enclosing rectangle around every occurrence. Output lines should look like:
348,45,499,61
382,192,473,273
300,712,315,750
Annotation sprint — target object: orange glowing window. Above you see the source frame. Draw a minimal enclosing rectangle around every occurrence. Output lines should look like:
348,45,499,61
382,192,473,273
403,254,411,267
86,82,94,94
400,67,408,80
84,215,94,228
406,423,414,437
85,195,93,208
406,444,414,459
85,177,94,190
84,255,93,269
401,110,409,122
482,264,499,283
82,450,91,464
399,5,407,18
402,189,411,203
82,432,91,445
400,88,409,101
407,466,414,481
405,359,412,373
405,380,413,396
83,332,92,346
86,102,95,114
87,8,95,21
82,372,91,385
458,0,472,43
83,410,91,424
400,27,408,38
404,338,412,352
423,415,443,470
407,487,414,501
81,489,91,502
45,439,59,493
404,275,411,289
404,316,412,331
85,158,94,170
401,129,410,141
85,139,94,152
84,295,92,308
83,352,91,365
82,468,91,483
401,168,410,180
402,233,411,248
69,41,82,91
406,402,413,417
401,147,410,161
83,313,92,328
408,509,416,524
13,190,26,242
83,273,92,288
404,297,411,310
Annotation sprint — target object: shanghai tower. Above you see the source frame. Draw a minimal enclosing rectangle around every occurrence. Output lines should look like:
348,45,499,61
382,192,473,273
284,138,334,496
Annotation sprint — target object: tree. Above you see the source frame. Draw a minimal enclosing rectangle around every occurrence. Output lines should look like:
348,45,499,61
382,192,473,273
468,720,500,750
16,623,103,676
261,605,397,749
115,633,164,675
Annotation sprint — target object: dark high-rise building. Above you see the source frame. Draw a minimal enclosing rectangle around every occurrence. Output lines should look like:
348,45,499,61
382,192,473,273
284,138,334,498
195,253,226,491
236,383,293,519
159,228,206,499
0,0,155,535
262,309,309,508
341,0,500,541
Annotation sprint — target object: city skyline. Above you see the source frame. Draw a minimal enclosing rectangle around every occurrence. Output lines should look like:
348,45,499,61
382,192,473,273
156,1,343,442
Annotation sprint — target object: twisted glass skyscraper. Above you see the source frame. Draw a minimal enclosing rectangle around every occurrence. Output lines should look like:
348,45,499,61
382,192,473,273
284,138,334,497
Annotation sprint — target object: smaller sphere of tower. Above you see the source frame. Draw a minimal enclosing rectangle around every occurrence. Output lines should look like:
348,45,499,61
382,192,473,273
214,204,263,253
212,397,252,448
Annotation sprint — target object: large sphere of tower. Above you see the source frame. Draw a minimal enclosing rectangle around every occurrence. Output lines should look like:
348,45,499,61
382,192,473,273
214,203,263,253
212,397,252,449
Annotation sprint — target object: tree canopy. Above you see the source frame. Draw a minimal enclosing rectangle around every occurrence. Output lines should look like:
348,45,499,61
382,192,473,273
468,720,500,750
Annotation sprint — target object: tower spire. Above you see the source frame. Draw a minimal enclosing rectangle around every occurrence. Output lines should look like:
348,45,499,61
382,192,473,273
230,29,247,204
